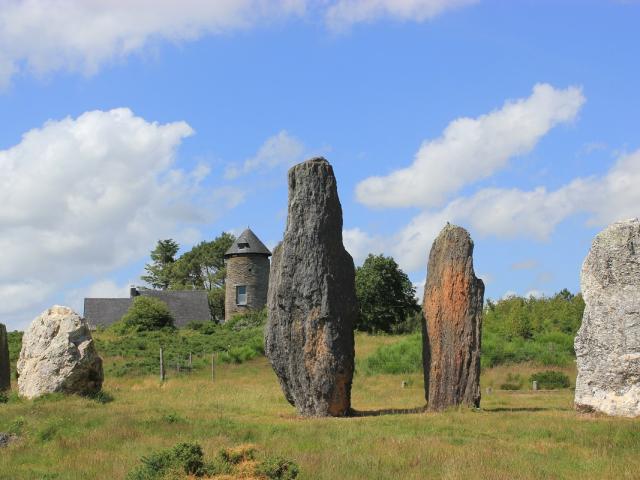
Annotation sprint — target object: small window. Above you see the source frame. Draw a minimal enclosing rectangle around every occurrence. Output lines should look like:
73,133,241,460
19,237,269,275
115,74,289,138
238,242,249,249
236,285,247,306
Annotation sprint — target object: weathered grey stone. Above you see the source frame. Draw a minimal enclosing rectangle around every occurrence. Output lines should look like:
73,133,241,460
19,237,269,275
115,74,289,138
575,218,640,417
17,306,103,399
422,224,484,410
0,432,17,448
266,157,357,417
0,323,9,391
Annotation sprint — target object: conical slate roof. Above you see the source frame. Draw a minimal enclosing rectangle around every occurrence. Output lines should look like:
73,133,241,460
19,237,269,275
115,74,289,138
224,228,272,257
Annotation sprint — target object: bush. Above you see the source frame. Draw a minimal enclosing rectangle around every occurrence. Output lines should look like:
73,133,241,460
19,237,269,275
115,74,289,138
185,320,206,331
481,330,575,369
225,308,267,331
117,296,175,332
127,442,204,480
127,443,300,480
220,345,261,364
481,290,584,368
87,390,114,404
257,456,300,480
219,445,256,465
95,321,266,376
390,311,423,335
500,373,524,390
359,334,422,375
530,370,570,389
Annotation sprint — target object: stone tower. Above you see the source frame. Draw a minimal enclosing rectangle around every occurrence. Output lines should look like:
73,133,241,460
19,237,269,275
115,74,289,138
224,228,271,321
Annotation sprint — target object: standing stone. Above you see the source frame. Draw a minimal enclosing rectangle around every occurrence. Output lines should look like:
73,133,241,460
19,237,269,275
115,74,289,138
266,158,357,417
17,306,103,399
422,224,484,410
575,218,640,417
0,324,9,391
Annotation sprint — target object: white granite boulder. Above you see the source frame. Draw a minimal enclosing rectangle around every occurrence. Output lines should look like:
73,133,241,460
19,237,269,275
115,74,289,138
17,306,103,399
575,219,640,417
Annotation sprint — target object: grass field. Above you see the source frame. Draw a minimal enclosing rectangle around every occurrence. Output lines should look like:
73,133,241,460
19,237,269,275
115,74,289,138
0,333,639,479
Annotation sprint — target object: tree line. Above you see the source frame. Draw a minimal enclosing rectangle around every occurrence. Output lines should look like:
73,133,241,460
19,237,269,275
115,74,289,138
138,237,584,357
140,233,234,321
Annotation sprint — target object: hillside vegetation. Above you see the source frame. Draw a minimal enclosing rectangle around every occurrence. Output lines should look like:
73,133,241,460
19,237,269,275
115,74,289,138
360,290,584,376
97,310,266,378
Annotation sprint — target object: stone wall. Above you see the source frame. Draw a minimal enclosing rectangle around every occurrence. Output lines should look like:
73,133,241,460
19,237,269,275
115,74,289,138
225,254,270,321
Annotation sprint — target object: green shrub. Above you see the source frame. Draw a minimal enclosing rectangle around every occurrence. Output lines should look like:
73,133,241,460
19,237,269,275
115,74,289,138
162,412,183,424
359,334,422,375
220,345,260,364
225,308,267,331
219,445,256,465
88,390,114,404
257,456,300,480
8,416,25,436
126,442,204,480
126,442,299,480
530,370,571,389
94,323,265,376
481,331,575,369
37,423,59,442
481,290,583,368
500,373,524,390
390,311,423,334
117,296,175,332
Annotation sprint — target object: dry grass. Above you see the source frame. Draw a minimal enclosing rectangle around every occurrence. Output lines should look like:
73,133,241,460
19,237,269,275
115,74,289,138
0,333,638,479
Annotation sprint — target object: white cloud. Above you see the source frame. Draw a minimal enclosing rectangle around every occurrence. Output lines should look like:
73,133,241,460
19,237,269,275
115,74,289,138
342,227,386,265
478,272,494,285
0,1,482,88
64,279,132,316
511,259,538,270
0,281,54,316
0,0,306,89
413,279,426,304
211,185,247,209
84,280,131,298
386,148,640,272
224,130,305,179
356,84,585,208
0,108,233,325
326,0,478,30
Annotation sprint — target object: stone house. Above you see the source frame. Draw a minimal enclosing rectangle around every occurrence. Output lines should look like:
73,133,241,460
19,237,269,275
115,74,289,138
224,228,271,321
84,287,211,329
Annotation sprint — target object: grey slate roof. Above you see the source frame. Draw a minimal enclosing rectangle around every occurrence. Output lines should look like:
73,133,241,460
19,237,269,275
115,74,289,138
84,298,133,329
139,290,211,327
83,289,211,329
224,228,271,257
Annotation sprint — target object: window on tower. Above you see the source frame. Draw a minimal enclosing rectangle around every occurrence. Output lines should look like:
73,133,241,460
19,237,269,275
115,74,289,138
236,285,247,306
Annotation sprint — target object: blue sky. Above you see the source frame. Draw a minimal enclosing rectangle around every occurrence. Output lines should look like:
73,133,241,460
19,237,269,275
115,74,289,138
1,0,639,330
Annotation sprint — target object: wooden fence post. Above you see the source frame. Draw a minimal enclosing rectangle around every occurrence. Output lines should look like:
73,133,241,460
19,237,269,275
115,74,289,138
160,347,165,382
